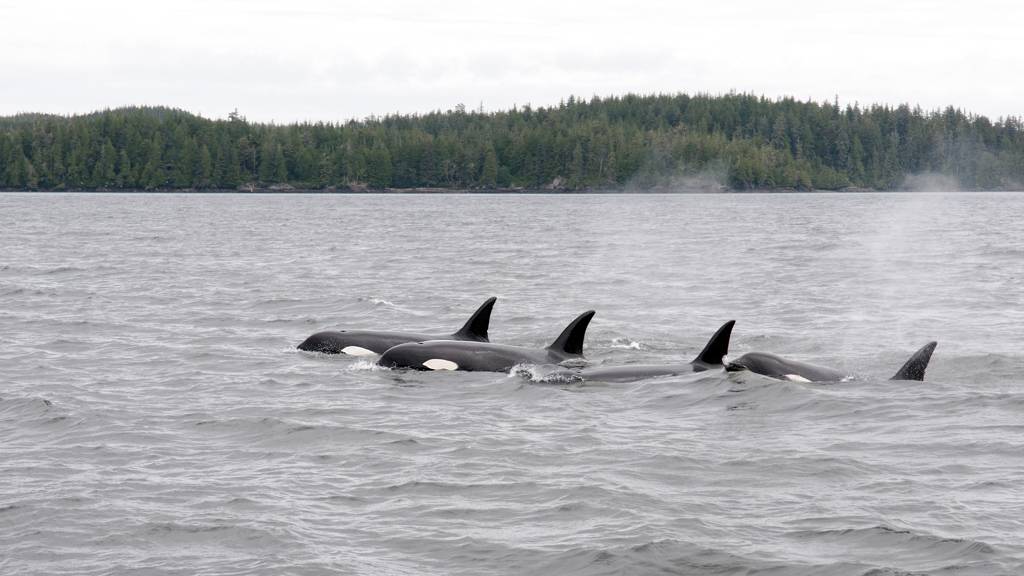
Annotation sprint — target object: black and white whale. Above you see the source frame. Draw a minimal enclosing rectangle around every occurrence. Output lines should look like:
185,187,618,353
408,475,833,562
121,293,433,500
377,310,595,372
297,297,496,355
725,341,938,382
547,320,735,383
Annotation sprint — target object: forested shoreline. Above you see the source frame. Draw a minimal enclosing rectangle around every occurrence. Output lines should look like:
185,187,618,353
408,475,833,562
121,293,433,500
2,93,1022,192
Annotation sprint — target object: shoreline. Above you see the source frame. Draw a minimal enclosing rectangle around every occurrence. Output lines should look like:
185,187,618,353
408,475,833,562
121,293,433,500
2,187,1020,194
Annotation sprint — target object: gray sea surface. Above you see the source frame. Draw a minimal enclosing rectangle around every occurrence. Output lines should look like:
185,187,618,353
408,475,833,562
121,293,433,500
1,192,1023,575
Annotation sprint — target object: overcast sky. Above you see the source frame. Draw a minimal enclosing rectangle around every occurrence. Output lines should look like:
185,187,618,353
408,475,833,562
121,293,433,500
2,0,1021,123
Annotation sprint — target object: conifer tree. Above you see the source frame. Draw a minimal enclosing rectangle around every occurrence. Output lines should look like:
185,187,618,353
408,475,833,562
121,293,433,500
116,150,133,188
92,140,117,188
365,145,392,188
273,144,287,183
481,144,498,188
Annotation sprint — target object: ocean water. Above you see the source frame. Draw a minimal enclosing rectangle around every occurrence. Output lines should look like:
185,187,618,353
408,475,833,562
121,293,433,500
1,192,1023,576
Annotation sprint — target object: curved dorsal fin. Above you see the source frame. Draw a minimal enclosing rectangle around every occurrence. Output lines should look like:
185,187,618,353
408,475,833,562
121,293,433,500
890,341,937,381
452,297,497,342
547,310,595,356
692,320,735,365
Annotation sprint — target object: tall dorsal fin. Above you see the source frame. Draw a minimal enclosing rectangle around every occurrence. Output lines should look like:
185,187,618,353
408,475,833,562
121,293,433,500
890,341,938,381
547,310,595,356
451,297,496,342
692,320,735,366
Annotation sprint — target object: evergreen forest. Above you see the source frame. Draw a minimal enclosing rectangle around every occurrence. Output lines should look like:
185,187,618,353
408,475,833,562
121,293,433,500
1,93,1022,191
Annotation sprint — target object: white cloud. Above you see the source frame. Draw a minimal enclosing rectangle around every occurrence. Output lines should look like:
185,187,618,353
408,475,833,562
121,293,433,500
1,0,1021,122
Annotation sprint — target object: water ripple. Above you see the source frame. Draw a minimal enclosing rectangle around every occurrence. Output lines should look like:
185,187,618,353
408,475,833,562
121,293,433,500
2,192,1023,575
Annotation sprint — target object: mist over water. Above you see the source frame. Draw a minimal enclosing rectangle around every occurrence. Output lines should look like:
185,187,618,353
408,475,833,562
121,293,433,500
2,192,1023,575
900,172,963,192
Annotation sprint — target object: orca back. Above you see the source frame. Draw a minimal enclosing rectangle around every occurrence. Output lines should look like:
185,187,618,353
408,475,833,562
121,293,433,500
890,342,938,381
692,320,735,367
451,296,496,342
546,311,595,357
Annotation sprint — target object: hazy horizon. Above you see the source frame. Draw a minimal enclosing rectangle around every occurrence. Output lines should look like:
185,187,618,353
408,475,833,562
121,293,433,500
2,0,1022,123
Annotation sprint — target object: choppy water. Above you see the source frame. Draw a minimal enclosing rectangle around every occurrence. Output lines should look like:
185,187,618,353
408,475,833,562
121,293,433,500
2,192,1023,575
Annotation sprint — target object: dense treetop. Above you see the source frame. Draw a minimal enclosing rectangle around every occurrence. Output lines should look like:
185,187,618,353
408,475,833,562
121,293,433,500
1,93,1022,191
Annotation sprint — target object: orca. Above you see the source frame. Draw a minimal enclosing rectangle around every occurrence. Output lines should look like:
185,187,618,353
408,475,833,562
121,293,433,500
725,341,938,382
377,310,595,372
547,320,735,383
297,297,496,355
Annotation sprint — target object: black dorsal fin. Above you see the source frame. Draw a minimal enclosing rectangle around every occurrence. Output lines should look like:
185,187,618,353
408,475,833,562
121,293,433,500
890,341,938,381
452,297,497,342
692,320,735,366
547,310,595,356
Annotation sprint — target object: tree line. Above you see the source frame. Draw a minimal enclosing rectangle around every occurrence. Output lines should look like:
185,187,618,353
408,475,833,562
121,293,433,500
2,93,1023,191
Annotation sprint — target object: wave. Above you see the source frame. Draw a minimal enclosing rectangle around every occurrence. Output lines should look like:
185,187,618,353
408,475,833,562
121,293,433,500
347,359,389,372
139,521,281,549
523,535,1010,576
510,363,585,385
384,479,544,497
357,296,432,317
40,265,87,275
525,538,848,576
794,525,995,553
787,525,999,573
0,395,55,419
190,416,414,449
609,337,645,350
1,286,60,297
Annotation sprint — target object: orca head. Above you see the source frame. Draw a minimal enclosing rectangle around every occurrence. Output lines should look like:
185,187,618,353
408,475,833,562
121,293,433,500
725,352,784,377
297,330,349,353
297,330,382,356
378,341,447,370
724,359,750,373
